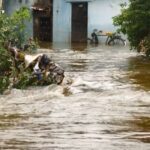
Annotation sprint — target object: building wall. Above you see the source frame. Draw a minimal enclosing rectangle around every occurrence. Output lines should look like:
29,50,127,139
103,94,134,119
53,1,71,43
88,0,128,41
0,0,2,9
4,0,71,42
4,0,36,38
4,0,35,15
53,0,128,43
4,0,128,43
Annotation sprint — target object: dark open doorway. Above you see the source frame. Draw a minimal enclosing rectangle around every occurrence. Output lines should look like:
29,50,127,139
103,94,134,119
32,0,53,42
72,2,88,43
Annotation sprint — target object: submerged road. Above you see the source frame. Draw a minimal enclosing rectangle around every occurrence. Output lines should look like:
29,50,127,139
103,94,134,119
0,44,150,149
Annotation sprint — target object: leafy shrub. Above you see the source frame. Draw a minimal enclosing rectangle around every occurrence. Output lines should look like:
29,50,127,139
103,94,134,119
0,77,10,94
0,7,33,93
139,35,150,57
113,0,150,51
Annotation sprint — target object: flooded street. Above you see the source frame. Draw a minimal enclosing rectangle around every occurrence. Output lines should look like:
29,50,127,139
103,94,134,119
0,44,150,150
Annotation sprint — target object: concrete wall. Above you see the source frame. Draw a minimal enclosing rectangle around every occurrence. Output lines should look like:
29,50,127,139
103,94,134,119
53,0,71,43
53,0,128,42
4,0,128,43
88,0,128,42
88,0,128,34
4,0,36,38
4,0,35,14
0,0,2,9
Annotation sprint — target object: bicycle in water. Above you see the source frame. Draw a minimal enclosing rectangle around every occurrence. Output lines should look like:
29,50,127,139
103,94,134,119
105,32,126,46
89,29,126,46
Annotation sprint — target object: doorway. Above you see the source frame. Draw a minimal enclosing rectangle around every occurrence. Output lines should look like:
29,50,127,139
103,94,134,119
33,0,53,42
71,2,88,43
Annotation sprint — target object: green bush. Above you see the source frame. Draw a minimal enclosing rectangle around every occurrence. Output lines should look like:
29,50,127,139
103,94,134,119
113,0,150,51
0,7,32,93
0,77,10,94
139,35,150,57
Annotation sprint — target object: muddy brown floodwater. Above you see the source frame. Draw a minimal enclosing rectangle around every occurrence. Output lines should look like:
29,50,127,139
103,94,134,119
0,44,150,150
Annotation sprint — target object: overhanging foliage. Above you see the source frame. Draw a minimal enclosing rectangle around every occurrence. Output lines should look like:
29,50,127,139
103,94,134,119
113,0,150,51
0,7,31,93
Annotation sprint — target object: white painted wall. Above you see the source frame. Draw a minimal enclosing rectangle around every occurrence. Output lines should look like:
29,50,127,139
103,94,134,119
53,0,128,42
53,0,72,43
4,0,37,38
0,0,2,9
4,0,128,43
88,0,128,41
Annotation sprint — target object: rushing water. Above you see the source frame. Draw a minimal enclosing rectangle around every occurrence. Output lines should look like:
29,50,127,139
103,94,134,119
0,44,150,150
